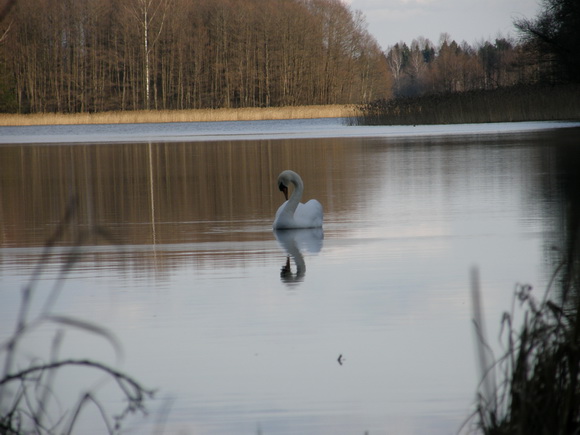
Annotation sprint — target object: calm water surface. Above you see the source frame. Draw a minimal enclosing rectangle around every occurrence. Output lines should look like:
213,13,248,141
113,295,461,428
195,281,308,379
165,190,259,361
1,119,579,434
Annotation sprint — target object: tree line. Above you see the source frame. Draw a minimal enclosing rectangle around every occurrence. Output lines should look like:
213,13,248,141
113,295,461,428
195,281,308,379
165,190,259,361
385,0,579,98
0,0,577,114
384,34,548,98
0,0,389,113
356,0,580,126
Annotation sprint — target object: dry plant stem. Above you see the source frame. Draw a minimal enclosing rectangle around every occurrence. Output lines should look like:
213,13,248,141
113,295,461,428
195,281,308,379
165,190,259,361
472,253,580,434
67,393,113,435
0,360,152,401
1,196,78,381
0,360,154,435
1,194,153,434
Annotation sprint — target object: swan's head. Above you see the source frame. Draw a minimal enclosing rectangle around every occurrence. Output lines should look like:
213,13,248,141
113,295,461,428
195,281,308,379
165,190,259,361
277,170,301,201
279,181,289,200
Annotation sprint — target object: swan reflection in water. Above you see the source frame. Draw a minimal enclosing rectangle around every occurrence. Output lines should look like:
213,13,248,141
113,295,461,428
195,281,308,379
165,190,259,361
273,228,323,286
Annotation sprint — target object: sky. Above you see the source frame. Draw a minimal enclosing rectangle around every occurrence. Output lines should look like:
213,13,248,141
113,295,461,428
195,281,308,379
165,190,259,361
346,0,542,49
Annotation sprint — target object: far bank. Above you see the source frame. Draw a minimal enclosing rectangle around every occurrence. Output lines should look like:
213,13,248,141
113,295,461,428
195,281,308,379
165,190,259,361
353,84,580,126
0,105,360,127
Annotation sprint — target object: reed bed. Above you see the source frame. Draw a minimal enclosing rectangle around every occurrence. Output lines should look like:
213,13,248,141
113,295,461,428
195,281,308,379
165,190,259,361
0,104,360,126
470,251,580,434
354,84,580,126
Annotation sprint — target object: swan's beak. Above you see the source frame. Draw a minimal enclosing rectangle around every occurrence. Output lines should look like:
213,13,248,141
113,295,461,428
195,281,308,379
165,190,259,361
279,183,288,200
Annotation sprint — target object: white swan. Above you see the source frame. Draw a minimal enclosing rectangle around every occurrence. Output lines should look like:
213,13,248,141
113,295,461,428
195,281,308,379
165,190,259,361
273,170,323,229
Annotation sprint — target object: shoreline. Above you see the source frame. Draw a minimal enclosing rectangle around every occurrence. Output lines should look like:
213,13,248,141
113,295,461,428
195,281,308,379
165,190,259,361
2,120,578,146
353,84,580,126
0,105,360,127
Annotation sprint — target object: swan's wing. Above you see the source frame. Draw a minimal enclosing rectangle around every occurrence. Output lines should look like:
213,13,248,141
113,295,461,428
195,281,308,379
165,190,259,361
294,199,323,228
274,199,323,229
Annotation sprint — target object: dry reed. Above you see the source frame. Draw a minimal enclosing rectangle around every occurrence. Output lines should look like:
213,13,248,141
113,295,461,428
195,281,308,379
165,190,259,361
0,105,360,126
354,84,580,126
0,196,153,434
470,256,580,434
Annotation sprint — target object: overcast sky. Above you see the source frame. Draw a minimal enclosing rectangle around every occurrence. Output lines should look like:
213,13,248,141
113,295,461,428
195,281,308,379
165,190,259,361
346,0,541,50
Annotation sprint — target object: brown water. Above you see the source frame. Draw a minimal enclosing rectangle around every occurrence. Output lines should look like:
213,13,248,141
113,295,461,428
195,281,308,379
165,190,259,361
1,121,579,434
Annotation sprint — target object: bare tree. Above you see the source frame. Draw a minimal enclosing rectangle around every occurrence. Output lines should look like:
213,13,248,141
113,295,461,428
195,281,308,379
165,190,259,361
127,0,171,109
0,0,392,112
386,43,405,95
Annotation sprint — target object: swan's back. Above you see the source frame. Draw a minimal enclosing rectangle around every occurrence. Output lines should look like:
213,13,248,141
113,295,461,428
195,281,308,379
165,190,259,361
295,199,323,228
274,199,323,229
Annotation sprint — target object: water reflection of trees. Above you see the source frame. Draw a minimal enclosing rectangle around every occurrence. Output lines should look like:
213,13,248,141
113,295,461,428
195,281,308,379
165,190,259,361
5,129,579,279
0,138,369,274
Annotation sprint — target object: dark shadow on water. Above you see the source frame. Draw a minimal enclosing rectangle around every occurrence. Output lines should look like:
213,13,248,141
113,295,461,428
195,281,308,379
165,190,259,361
273,228,323,287
471,129,580,434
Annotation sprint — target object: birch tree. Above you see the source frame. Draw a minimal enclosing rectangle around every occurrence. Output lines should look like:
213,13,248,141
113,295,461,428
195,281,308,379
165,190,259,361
127,0,171,109
386,43,405,95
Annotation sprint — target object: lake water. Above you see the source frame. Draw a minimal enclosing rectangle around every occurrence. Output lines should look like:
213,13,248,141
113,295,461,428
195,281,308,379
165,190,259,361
1,118,580,434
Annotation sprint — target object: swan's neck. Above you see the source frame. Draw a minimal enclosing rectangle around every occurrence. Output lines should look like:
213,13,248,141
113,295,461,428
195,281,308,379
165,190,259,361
285,176,304,215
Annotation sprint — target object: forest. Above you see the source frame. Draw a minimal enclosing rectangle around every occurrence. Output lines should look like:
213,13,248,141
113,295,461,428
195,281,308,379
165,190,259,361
384,35,543,97
370,0,579,99
355,0,580,125
0,0,577,114
0,0,389,113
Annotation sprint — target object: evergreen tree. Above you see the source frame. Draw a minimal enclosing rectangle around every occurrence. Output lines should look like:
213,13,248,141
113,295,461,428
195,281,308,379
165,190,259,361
515,0,580,83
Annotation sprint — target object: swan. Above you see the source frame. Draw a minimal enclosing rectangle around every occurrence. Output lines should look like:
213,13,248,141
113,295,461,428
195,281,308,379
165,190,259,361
273,170,323,229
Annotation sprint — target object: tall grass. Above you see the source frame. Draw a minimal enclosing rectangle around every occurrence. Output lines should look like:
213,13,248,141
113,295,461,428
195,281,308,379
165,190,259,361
0,196,153,434
0,104,360,126
469,140,580,435
353,84,580,125
470,249,580,434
